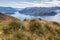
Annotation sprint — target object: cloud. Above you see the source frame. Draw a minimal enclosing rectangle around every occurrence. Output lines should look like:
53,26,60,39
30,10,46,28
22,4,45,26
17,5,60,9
0,0,60,8
11,11,34,20
0,0,51,2
0,2,28,8
0,0,60,3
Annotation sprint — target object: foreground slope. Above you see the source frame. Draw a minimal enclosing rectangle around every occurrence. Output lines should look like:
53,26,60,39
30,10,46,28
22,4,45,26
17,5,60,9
0,13,60,40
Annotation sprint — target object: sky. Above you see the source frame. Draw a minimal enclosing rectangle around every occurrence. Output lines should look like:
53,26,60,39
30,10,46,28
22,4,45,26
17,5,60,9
0,0,60,8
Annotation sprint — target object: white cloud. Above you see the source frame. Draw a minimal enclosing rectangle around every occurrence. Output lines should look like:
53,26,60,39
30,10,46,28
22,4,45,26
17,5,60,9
0,0,60,8
0,2,33,8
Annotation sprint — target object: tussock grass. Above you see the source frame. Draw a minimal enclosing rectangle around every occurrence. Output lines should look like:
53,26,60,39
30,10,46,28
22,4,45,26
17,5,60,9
0,13,60,40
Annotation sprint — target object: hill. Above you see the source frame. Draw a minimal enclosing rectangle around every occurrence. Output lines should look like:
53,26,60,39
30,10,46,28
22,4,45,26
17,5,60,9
0,13,60,40
0,7,17,14
0,7,60,16
19,7,59,16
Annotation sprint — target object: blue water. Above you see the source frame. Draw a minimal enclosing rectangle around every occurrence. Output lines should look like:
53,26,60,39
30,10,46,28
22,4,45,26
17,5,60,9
11,11,60,22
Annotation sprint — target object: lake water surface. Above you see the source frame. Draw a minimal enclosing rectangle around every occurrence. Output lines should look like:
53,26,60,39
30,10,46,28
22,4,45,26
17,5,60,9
11,12,60,22
41,13,60,22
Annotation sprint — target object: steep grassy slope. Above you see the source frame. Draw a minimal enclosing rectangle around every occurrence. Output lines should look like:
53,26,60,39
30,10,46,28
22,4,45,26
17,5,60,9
0,13,60,40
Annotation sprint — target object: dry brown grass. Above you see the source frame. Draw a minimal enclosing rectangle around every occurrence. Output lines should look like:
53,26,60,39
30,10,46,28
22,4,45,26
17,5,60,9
0,13,60,40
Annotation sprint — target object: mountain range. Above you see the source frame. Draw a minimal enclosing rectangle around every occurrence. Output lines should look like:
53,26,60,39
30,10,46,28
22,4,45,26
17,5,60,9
0,7,60,16
0,7,17,14
19,7,60,16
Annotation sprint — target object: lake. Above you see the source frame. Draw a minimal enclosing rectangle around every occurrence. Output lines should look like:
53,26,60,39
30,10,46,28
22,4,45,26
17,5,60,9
41,13,60,22
11,11,60,22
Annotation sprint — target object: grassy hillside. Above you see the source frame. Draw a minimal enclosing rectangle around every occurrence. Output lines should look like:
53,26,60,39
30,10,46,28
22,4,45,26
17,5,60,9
0,13,60,40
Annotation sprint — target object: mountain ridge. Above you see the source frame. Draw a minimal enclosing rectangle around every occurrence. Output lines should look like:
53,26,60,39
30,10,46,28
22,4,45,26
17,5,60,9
0,12,60,40
0,7,17,14
19,7,60,16
0,6,60,16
